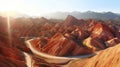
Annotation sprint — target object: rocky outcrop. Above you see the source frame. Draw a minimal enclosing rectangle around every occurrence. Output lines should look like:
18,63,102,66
63,15,78,26
70,28,89,40
83,37,106,51
30,33,93,56
91,23,114,41
0,45,25,61
0,44,26,67
68,43,120,67
0,54,26,67
105,37,120,47
42,33,93,56
0,15,120,67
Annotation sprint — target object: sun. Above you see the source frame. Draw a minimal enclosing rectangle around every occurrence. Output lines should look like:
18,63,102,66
0,0,22,16
0,0,20,11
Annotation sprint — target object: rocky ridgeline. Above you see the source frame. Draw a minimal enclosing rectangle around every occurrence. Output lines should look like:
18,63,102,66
30,15,120,57
0,15,120,67
68,43,120,67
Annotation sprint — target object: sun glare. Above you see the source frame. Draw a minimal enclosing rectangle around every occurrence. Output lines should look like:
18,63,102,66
0,0,19,11
0,0,20,46
7,13,12,46
0,0,22,16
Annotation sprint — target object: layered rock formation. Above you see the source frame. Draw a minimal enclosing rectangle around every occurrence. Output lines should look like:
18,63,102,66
63,15,79,26
0,15,120,67
0,44,26,67
91,23,114,41
68,43,120,67
34,17,120,56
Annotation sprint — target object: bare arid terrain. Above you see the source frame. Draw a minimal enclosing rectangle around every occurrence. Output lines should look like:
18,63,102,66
0,15,120,67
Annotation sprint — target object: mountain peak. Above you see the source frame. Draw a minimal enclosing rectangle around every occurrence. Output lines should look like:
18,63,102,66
64,15,78,26
44,11,120,20
67,15,77,19
39,17,48,22
40,17,48,20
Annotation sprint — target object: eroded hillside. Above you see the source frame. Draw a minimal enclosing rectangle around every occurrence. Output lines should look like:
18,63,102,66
0,15,120,67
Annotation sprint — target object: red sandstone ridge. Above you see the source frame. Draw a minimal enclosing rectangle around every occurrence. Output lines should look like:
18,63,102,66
0,15,120,67
0,55,26,67
27,17,120,57
42,33,77,56
0,45,25,61
42,33,92,56
63,15,78,26
105,37,120,47
31,33,93,56
91,23,114,41
39,17,49,23
70,28,89,40
68,43,120,67
0,44,26,67
83,37,106,51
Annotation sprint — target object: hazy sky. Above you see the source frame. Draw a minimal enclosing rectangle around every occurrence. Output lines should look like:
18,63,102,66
0,0,120,16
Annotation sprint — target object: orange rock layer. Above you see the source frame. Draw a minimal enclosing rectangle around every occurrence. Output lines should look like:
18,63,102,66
69,43,120,67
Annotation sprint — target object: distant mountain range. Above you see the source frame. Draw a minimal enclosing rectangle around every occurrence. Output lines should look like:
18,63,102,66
0,11,120,20
43,11,120,20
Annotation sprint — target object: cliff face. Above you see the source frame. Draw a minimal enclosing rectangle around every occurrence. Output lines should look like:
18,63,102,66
69,43,120,67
